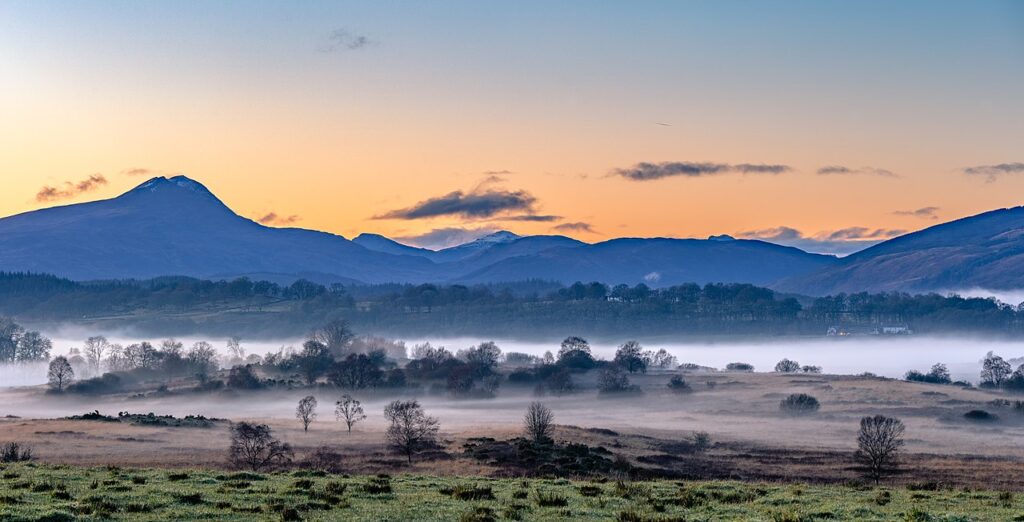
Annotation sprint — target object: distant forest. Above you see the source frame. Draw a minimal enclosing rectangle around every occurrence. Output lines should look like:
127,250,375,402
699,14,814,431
0,272,1020,339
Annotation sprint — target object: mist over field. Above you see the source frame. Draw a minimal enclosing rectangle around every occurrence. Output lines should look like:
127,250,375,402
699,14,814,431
3,331,1021,388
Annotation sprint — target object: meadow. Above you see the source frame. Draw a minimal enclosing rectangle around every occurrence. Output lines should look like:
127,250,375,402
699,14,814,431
1,463,1021,522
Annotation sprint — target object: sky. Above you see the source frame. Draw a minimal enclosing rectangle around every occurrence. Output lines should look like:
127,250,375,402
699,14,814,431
1,0,1022,254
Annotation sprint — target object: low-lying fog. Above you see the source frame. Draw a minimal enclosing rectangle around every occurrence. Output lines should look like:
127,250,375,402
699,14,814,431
2,334,1021,387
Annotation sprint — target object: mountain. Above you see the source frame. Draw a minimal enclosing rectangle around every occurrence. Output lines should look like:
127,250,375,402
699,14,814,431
777,205,1024,295
352,233,435,258
455,237,838,287
0,175,839,288
0,176,436,283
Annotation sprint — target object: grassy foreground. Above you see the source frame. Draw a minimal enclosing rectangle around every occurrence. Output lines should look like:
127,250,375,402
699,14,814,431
0,464,1021,521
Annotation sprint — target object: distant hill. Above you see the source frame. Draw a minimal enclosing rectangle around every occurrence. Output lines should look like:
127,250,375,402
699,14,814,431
777,206,1024,295
0,175,839,287
0,176,435,283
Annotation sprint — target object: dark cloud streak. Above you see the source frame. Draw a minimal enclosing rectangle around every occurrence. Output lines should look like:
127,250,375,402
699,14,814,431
36,174,108,202
612,161,791,181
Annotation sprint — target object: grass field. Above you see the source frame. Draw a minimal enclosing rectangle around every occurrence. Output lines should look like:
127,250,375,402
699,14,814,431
0,463,1021,521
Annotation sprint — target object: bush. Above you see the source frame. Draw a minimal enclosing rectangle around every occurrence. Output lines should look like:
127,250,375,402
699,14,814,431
65,373,123,395
725,362,754,372
598,366,640,394
774,359,801,373
905,363,952,384
0,442,32,462
964,410,998,422
666,375,691,393
779,393,820,414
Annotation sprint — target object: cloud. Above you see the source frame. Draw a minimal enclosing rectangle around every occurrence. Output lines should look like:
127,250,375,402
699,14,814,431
611,161,791,181
963,162,1024,180
736,226,906,256
121,168,152,176
494,214,560,222
319,29,373,52
394,226,500,250
375,188,539,220
893,206,940,219
257,212,300,226
36,174,108,202
552,221,596,233
816,165,897,177
482,170,513,176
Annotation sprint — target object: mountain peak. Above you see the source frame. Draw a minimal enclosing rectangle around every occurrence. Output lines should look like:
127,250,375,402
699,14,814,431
472,230,520,244
125,175,215,197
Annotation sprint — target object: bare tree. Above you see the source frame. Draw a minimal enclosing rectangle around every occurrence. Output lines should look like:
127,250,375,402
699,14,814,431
311,319,355,357
383,400,439,463
226,336,245,361
228,422,293,471
523,402,554,443
856,415,905,484
335,394,366,433
47,356,74,392
83,336,109,375
296,395,318,432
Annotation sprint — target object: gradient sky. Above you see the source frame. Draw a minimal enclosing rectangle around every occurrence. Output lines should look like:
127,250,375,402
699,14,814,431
1,1,1022,253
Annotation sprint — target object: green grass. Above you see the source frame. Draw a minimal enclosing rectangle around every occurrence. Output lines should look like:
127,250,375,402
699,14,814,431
0,463,1020,521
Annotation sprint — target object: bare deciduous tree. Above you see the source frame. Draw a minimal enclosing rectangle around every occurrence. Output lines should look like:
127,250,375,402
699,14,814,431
311,319,356,357
83,335,109,375
856,415,905,484
296,395,318,432
47,356,74,392
335,394,366,433
228,422,293,471
523,402,554,442
383,400,439,463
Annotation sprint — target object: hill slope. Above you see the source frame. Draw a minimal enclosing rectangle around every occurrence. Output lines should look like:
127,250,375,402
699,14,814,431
777,206,1024,294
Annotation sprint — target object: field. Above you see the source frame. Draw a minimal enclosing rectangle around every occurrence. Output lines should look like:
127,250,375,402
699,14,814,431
2,463,1022,521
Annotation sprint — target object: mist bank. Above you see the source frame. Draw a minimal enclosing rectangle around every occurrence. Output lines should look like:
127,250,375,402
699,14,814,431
4,334,1022,388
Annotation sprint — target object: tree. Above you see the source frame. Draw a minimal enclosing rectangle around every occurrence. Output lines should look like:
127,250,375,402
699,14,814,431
383,400,439,463
226,337,245,361
47,356,74,392
296,395,318,432
598,365,635,394
335,394,366,433
16,331,51,361
779,393,820,414
981,352,1012,387
83,336,109,375
227,365,262,389
228,422,293,471
649,349,678,370
523,402,554,443
328,353,383,389
856,415,905,484
557,336,596,370
295,340,333,385
774,358,801,373
614,341,647,373
558,336,590,359
312,319,355,357
460,341,501,373
0,317,24,363
188,341,219,381
124,342,159,370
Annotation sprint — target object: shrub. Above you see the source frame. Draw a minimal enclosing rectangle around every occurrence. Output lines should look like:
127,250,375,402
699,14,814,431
725,362,754,372
535,490,569,507
0,442,32,463
667,375,691,393
774,359,801,373
598,365,640,394
779,393,820,414
964,410,998,422
449,485,495,500
65,373,123,395
905,363,952,384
